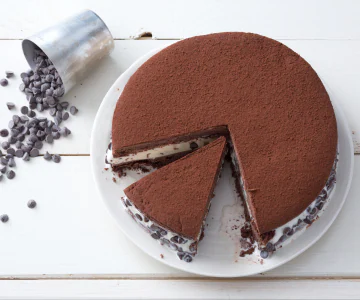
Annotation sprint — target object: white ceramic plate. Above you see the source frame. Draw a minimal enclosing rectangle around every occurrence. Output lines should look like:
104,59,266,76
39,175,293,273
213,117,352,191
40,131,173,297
90,46,354,277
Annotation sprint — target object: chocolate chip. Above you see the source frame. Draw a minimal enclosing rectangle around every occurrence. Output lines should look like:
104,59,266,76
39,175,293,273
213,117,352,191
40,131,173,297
0,78,8,86
0,166,6,174
177,251,185,260
260,250,269,259
317,202,324,210
5,71,14,78
0,214,9,223
2,141,10,150
45,74,54,82
8,136,17,144
0,157,8,165
23,152,30,161
8,157,15,167
20,106,29,115
70,106,78,115
7,148,15,156
15,149,24,158
54,117,62,126
6,170,15,179
45,134,53,144
6,102,15,110
283,227,291,235
265,242,275,252
29,148,39,157
12,115,20,124
151,232,161,240
52,154,61,163
303,217,312,225
44,151,52,160
62,112,69,121
52,131,60,140
125,199,132,207
37,103,44,112
144,216,149,223
170,236,186,244
19,83,25,92
34,141,43,149
27,200,37,209
28,110,36,118
61,102,69,109
0,129,9,137
183,254,192,263
135,214,143,221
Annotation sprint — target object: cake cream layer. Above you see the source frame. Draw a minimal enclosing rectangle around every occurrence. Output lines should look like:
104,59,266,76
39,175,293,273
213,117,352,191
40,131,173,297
231,149,338,253
107,137,217,166
121,196,198,262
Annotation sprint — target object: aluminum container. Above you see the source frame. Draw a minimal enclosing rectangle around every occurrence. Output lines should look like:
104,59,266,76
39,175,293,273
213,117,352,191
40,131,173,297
22,10,114,95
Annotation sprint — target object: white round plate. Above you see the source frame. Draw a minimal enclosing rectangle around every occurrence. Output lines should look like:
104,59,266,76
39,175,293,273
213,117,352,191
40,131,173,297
90,46,354,277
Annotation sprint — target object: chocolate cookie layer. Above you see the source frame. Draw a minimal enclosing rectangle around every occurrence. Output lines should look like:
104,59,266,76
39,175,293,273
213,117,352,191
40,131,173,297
113,32,338,234
124,137,227,240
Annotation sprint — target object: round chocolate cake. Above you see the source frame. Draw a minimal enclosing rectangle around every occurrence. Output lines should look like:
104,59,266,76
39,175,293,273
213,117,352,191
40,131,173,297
110,32,338,259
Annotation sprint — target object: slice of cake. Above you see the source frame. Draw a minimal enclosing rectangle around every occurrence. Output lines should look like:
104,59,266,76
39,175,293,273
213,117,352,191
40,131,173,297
122,137,227,262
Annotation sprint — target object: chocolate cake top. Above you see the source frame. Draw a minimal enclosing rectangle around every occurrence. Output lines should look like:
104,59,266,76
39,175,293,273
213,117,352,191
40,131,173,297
124,137,227,240
114,32,338,234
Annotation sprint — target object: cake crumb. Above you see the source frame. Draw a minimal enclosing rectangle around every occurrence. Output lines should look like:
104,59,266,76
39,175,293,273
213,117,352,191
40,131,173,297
160,254,164,259
112,177,117,183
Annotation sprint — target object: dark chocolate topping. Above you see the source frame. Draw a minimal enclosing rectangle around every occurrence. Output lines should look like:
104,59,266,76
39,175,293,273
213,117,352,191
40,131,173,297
114,32,338,233
124,137,227,240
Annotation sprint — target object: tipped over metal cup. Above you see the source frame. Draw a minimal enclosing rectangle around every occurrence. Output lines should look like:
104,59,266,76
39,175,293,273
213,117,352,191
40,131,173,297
22,10,114,95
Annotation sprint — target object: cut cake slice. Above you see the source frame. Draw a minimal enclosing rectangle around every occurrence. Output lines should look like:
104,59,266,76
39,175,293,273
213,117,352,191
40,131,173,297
122,136,227,262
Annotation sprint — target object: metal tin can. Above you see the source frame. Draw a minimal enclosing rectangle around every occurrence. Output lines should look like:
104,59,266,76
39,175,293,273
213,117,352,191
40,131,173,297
22,9,114,95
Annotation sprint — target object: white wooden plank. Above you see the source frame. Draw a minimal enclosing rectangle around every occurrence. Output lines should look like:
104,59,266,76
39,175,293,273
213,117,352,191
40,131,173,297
1,279,360,299
1,0,360,40
0,156,359,278
0,39,359,154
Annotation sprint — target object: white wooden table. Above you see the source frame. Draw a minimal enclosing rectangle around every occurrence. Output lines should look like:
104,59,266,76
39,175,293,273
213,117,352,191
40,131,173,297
1,1,360,298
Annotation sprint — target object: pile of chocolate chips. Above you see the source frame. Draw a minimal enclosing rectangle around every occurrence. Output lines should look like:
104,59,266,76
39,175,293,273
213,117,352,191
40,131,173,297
0,48,79,182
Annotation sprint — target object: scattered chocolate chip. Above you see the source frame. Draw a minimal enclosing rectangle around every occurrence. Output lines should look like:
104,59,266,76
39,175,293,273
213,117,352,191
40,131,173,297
20,106,29,115
52,154,61,163
0,129,9,137
45,134,53,144
28,110,36,118
8,157,15,167
6,170,15,179
0,214,9,223
44,151,52,160
27,200,37,209
6,102,15,110
0,166,6,174
23,152,30,161
7,148,15,156
62,112,69,121
70,106,78,115
29,148,39,157
190,142,198,150
34,141,43,149
0,157,8,166
5,71,14,78
0,78,8,86
2,141,10,150
15,149,24,158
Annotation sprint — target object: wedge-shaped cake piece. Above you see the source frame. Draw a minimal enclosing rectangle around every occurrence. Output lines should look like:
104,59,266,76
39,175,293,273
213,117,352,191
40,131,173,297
122,137,227,262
